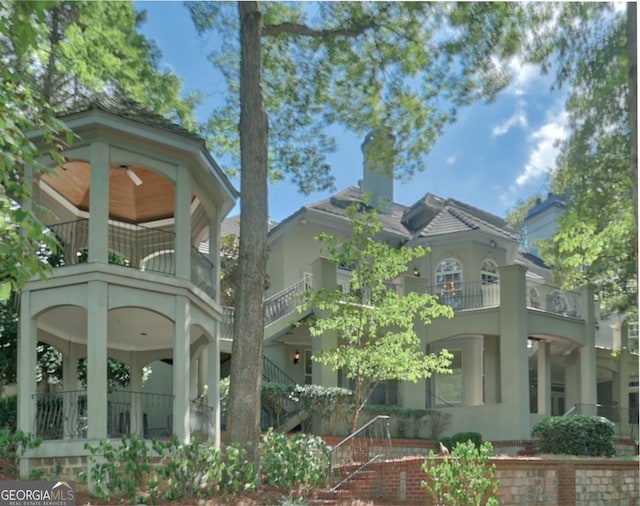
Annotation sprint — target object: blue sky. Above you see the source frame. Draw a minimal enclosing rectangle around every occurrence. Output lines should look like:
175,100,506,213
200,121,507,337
136,1,571,223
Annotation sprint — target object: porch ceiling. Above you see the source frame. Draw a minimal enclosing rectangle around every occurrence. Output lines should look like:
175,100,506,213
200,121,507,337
41,161,183,224
37,305,181,352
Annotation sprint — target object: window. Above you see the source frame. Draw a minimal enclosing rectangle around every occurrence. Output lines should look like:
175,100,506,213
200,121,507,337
436,258,462,309
481,259,498,284
435,350,463,404
304,350,313,385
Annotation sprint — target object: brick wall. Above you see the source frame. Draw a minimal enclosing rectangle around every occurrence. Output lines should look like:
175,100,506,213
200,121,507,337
336,457,639,505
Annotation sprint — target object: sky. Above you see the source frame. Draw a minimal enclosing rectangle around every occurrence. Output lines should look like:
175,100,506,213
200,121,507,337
136,1,571,223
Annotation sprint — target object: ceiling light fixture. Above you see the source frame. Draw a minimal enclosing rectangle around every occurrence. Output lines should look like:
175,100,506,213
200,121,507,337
119,165,143,186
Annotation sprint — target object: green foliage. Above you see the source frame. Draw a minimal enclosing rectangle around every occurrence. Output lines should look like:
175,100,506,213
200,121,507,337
260,429,330,493
300,201,453,431
0,395,17,432
439,431,482,452
84,435,153,504
85,432,328,502
363,406,453,440
422,441,499,506
532,415,616,457
0,428,42,478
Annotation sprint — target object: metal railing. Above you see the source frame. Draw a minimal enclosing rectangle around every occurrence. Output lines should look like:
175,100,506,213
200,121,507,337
264,274,312,327
47,219,216,299
427,280,500,311
329,415,392,493
190,398,214,436
221,273,313,337
565,403,639,438
33,390,175,440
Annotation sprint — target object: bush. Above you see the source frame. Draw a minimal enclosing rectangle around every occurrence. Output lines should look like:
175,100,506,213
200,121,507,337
0,395,17,431
422,441,499,506
532,415,615,457
0,428,42,478
439,431,482,451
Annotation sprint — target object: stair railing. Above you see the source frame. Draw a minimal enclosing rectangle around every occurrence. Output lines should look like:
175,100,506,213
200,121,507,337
329,415,391,492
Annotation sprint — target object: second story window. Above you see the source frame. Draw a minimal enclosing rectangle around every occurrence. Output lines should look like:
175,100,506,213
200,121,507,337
436,258,462,309
481,259,499,284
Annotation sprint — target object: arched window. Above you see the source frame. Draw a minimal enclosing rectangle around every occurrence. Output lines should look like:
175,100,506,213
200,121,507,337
436,258,463,309
481,259,499,284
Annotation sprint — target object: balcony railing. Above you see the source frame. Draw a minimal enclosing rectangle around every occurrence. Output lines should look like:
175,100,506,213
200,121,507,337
33,390,174,440
526,280,582,318
427,280,500,311
47,219,216,299
190,398,215,436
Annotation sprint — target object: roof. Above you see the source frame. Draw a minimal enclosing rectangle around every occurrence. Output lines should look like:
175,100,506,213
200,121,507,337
516,250,550,270
304,186,413,238
417,202,516,240
525,193,566,220
59,94,203,142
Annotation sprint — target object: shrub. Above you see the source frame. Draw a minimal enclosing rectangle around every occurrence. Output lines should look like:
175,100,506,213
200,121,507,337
532,415,615,457
0,395,17,431
422,440,499,506
0,428,41,477
439,431,482,451
260,429,330,493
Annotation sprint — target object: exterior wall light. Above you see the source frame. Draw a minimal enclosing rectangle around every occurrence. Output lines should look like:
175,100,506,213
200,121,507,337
293,350,300,364
413,267,421,277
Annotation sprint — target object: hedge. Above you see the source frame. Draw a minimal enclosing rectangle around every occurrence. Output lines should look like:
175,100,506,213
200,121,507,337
531,415,615,457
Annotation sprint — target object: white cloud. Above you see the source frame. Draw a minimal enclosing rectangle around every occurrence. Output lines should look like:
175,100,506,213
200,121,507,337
446,155,456,165
492,100,528,137
515,112,568,187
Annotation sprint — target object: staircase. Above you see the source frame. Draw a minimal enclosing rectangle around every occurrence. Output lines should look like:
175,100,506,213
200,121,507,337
317,415,392,502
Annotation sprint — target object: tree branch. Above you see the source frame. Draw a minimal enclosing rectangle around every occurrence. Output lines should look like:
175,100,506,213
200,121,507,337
262,21,374,39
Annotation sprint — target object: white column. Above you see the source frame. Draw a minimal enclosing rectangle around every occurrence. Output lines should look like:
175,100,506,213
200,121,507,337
310,258,338,388
579,285,597,406
208,326,221,447
63,344,80,439
17,291,37,479
209,210,221,304
129,352,144,437
564,349,580,412
88,142,110,264
173,296,191,443
174,166,191,280
498,264,530,439
87,281,108,439
537,340,551,416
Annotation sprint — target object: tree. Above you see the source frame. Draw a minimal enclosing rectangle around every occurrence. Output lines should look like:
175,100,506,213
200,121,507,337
188,1,531,462
520,4,636,313
299,201,453,433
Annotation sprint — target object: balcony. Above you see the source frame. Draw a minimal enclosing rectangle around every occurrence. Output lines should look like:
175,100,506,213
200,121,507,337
427,281,500,311
48,219,216,299
526,279,582,319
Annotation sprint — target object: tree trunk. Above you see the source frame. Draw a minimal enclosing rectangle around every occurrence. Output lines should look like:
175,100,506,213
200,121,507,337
627,3,637,267
227,1,268,465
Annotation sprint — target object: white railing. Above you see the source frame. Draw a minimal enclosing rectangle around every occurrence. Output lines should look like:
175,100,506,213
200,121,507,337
526,280,582,318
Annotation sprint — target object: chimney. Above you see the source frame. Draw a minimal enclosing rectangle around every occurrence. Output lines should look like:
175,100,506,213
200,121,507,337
361,129,395,214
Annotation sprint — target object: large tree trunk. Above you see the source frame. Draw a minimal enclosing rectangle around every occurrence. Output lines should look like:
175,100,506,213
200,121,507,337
227,1,268,465
627,2,637,268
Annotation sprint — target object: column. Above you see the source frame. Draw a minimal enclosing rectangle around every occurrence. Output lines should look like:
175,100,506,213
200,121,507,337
174,166,191,280
498,264,529,439
209,210,221,304
579,285,597,406
173,296,191,443
483,336,500,404
87,281,108,439
537,340,551,416
62,344,80,439
129,352,144,437
88,142,109,264
17,291,37,479
564,349,580,412
612,322,630,432
208,326,221,447
310,258,338,388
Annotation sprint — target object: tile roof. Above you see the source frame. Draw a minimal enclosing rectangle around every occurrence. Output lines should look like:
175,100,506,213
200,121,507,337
417,203,516,240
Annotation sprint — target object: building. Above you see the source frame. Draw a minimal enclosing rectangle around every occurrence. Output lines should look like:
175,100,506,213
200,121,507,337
222,136,638,442
16,97,237,477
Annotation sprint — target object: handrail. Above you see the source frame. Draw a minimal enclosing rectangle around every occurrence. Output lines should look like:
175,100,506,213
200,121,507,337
329,415,391,492
562,404,577,416
331,415,390,453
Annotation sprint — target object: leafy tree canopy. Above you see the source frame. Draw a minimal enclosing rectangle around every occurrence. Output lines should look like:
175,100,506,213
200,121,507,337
299,200,453,432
